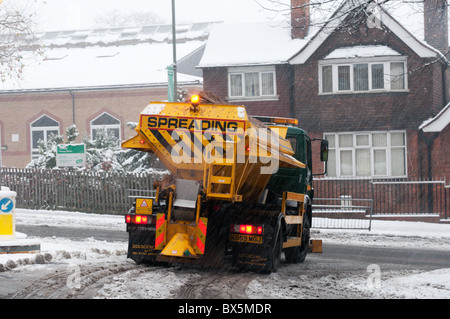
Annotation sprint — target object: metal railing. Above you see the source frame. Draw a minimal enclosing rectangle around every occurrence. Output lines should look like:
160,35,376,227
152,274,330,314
312,198,373,230
313,177,449,227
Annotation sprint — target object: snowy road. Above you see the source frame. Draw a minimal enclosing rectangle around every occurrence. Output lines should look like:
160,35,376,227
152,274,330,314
0,209,449,299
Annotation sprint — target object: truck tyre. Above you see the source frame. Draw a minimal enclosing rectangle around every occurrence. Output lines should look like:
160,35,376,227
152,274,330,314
285,211,310,264
262,222,283,274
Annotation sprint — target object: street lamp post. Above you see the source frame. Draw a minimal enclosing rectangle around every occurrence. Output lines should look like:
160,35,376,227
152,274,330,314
171,0,178,101
0,0,2,187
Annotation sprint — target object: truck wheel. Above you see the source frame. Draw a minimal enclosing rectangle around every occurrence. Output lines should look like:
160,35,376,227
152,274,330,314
285,213,310,264
262,224,282,274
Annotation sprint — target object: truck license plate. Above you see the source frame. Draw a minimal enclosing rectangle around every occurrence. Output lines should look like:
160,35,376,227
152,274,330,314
229,233,262,244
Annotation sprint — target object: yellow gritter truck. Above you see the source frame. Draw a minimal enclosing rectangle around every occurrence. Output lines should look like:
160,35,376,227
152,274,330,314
121,94,328,273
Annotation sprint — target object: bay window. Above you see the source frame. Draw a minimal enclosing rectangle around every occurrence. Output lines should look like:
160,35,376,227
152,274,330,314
324,131,407,178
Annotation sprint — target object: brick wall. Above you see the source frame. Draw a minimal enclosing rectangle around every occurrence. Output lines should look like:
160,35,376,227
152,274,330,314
421,124,450,182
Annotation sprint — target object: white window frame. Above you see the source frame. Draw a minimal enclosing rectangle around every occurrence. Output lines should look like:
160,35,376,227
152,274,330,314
90,112,121,142
30,115,61,161
324,131,407,178
228,66,278,101
318,56,408,94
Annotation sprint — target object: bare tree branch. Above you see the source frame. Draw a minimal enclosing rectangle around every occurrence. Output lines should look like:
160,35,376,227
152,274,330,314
0,0,41,83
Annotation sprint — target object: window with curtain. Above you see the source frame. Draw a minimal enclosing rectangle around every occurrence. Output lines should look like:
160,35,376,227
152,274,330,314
390,62,405,90
245,72,259,97
338,65,350,91
324,131,407,178
261,72,275,95
371,63,384,89
322,65,333,93
228,67,277,99
320,60,407,94
229,74,243,97
353,64,369,91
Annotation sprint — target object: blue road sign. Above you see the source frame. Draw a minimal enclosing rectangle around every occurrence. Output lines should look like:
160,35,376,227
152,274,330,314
0,198,14,213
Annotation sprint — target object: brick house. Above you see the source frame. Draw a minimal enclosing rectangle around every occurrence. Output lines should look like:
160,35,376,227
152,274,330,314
199,0,450,221
0,23,212,168
199,0,450,182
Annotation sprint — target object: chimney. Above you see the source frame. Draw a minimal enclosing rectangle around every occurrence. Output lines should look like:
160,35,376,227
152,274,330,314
424,0,449,54
291,0,310,39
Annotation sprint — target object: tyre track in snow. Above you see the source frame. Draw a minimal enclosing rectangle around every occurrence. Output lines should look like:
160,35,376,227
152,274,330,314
10,261,140,299
174,268,257,299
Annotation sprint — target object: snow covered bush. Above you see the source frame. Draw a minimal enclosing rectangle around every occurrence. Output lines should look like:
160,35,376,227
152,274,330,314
27,124,165,174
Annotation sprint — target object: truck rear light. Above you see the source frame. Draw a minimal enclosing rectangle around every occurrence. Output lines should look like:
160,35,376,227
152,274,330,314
126,214,150,224
231,224,263,235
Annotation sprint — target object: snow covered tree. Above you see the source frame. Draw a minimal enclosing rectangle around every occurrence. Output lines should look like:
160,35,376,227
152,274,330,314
66,124,79,144
27,124,165,174
26,132,64,170
81,129,124,173
118,123,163,174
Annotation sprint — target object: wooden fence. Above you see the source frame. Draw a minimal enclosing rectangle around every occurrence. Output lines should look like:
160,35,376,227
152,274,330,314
1,168,161,215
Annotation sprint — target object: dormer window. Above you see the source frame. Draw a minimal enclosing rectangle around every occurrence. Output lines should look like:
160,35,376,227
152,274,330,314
319,46,408,94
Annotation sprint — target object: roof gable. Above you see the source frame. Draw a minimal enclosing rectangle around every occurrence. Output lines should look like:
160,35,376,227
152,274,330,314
289,1,440,65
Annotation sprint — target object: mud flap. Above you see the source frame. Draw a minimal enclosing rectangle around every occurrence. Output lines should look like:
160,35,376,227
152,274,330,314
127,227,158,264
231,244,269,270
197,209,229,268
230,220,281,273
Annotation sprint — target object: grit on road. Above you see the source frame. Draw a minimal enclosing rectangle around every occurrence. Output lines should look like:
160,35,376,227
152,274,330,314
0,225,448,299
1,209,449,299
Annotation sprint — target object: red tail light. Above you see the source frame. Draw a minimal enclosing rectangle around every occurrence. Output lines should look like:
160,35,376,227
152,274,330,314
126,214,149,224
231,224,263,235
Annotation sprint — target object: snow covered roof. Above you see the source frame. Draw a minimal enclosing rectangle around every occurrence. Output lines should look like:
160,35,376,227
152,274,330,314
323,45,401,60
0,23,216,92
198,21,316,68
198,1,445,68
1,42,203,92
35,22,215,48
419,102,450,133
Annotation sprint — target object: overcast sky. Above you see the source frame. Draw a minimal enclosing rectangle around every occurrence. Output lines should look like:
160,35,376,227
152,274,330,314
24,0,291,31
